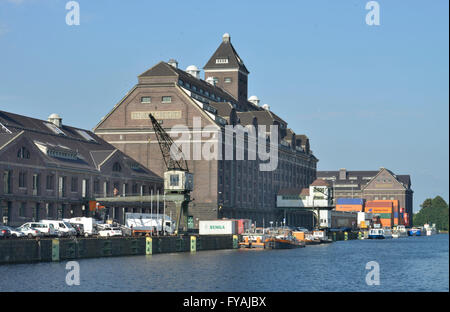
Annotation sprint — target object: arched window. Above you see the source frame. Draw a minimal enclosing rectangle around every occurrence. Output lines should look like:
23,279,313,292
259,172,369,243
17,147,30,159
112,162,122,172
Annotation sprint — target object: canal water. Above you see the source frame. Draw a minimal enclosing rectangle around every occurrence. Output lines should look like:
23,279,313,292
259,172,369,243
0,234,448,292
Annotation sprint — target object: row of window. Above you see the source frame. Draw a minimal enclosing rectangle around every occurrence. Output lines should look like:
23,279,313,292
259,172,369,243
177,79,232,103
3,170,159,198
140,96,172,104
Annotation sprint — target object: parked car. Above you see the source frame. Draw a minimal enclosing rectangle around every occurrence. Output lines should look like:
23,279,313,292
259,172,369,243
16,225,41,238
0,226,12,239
2,226,25,238
20,222,56,237
98,227,122,237
40,220,77,237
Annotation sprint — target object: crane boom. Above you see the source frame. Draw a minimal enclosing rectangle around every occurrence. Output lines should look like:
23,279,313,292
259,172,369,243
149,113,189,172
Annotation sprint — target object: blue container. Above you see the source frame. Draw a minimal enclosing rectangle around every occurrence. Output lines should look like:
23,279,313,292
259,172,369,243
394,212,399,218
336,198,364,205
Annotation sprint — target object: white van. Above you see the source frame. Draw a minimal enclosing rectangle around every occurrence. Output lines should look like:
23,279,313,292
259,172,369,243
20,222,57,237
40,220,77,237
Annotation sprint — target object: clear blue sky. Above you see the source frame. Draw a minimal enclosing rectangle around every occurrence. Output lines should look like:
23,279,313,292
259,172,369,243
1,0,448,212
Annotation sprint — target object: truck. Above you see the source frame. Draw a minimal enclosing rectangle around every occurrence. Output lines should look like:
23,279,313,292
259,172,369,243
125,213,175,235
63,217,98,237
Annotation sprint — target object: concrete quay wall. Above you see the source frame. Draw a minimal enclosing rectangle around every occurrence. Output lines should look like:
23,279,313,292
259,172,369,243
0,235,236,265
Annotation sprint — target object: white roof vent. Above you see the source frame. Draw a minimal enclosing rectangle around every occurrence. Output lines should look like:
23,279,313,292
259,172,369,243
186,65,200,78
248,95,260,106
168,59,178,68
222,33,230,43
47,113,62,127
262,104,270,111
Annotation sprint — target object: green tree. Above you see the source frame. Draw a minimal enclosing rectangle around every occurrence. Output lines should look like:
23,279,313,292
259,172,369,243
413,196,449,231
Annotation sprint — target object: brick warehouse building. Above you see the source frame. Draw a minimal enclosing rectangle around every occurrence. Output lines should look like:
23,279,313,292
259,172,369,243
94,33,318,228
317,168,413,225
0,111,163,227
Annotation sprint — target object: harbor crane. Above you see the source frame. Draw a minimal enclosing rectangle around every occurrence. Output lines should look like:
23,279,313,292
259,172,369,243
148,113,193,235
93,114,193,235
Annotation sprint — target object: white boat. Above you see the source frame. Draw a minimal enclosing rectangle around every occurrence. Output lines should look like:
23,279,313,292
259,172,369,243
368,228,393,239
392,225,408,238
423,224,437,236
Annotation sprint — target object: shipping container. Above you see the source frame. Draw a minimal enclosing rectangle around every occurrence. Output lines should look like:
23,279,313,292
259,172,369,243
199,220,237,235
380,219,392,228
336,204,363,212
376,213,392,219
336,198,364,205
230,219,252,234
394,218,399,225
365,207,393,214
394,212,399,218
365,201,393,207
293,231,305,241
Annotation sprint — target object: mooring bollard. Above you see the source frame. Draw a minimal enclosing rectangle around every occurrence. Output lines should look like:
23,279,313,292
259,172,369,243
358,231,362,240
146,237,152,255
233,235,238,249
51,239,59,262
190,236,196,253
333,232,336,241
344,232,348,241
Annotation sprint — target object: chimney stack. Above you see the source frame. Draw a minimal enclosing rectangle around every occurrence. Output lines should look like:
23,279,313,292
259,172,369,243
339,168,347,180
48,113,62,127
168,59,178,68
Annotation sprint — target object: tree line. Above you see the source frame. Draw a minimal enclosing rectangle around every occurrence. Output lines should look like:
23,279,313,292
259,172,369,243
413,196,449,231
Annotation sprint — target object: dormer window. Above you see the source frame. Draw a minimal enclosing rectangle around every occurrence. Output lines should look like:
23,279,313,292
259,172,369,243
192,86,197,91
178,79,184,86
141,96,151,104
17,147,30,159
199,89,204,94
216,58,229,64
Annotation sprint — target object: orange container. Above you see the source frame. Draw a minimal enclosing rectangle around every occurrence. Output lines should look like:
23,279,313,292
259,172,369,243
394,218,399,225
366,207,393,214
380,219,392,227
293,231,305,241
336,204,363,212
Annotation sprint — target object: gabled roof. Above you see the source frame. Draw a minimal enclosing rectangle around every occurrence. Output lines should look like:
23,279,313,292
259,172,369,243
311,179,330,187
317,169,412,191
139,61,178,77
0,110,162,181
203,34,249,74
236,112,257,126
